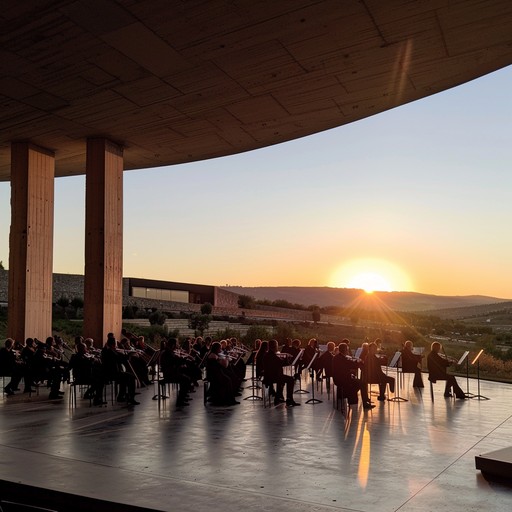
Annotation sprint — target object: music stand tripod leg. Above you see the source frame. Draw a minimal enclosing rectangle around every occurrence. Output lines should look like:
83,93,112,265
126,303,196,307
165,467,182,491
305,371,322,404
388,365,408,402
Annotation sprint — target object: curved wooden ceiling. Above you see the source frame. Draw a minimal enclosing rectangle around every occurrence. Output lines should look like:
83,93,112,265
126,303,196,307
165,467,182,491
1,0,512,180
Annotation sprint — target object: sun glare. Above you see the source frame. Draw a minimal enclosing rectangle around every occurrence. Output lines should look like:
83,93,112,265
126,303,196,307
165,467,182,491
347,272,392,293
329,258,413,293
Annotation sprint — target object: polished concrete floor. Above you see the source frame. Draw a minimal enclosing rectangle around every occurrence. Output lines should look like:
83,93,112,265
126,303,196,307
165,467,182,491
0,371,511,511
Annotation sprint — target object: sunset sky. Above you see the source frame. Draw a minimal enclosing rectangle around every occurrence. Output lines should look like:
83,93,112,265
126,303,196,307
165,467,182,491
0,66,511,299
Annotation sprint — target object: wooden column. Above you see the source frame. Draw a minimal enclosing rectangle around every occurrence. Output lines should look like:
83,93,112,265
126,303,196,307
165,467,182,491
84,138,123,347
8,142,55,342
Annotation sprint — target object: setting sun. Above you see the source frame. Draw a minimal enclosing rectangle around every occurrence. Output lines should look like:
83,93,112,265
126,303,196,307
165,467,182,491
346,272,392,293
329,258,413,293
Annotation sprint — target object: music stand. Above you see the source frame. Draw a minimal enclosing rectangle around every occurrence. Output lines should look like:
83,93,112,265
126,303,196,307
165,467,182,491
470,349,489,400
151,350,168,402
244,351,262,401
388,351,408,402
457,350,474,398
305,352,322,404
293,349,309,395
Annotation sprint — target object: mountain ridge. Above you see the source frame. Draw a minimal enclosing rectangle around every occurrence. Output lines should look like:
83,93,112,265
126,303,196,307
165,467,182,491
222,286,510,312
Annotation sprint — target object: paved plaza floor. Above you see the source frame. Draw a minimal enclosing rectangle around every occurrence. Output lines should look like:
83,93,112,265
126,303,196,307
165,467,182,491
0,372,511,511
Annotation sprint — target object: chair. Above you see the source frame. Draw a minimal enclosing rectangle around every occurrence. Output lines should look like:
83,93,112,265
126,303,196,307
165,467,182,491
332,384,348,416
261,378,274,408
428,376,454,402
68,380,93,407
203,379,209,405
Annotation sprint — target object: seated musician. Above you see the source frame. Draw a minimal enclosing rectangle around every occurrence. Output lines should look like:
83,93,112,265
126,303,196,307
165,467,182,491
358,342,369,363
373,338,389,365
363,342,395,401
69,342,105,405
229,337,247,382
281,338,293,355
135,335,158,381
32,338,65,400
262,339,300,407
291,338,302,379
255,341,276,396
52,335,71,382
180,338,202,387
199,336,212,358
20,338,37,393
1,338,25,396
255,340,269,379
401,340,424,388
427,342,466,399
300,338,320,376
205,341,239,406
101,334,139,405
332,342,374,410
124,336,152,387
246,338,261,366
192,336,201,350
159,338,192,407
316,341,336,387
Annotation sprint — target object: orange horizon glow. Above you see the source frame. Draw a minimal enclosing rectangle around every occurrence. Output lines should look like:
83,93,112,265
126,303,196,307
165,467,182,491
329,258,413,293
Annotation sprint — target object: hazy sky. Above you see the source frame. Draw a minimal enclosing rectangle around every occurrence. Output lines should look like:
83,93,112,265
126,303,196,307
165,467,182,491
1,66,511,298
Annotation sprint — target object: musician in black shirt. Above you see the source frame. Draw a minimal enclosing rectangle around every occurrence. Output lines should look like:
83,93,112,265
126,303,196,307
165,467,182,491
101,334,139,405
401,340,424,388
69,342,105,405
263,339,300,407
1,338,24,395
332,342,374,410
427,342,466,399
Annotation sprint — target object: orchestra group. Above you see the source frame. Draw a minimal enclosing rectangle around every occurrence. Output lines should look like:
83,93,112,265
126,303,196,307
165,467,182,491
0,332,468,409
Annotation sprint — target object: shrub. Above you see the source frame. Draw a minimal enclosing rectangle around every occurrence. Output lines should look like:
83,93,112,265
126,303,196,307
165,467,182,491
70,297,84,309
149,310,167,326
201,302,213,315
189,313,211,335
243,325,272,347
215,327,242,340
57,296,70,309
238,294,255,309
123,306,136,319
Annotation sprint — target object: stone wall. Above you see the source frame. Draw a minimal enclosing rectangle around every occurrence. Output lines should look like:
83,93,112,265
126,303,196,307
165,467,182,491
52,272,85,302
0,269,7,303
214,287,239,308
0,269,349,325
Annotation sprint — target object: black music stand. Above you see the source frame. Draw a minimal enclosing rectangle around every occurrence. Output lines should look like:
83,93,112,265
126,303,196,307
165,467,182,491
470,349,489,400
151,351,168,402
458,350,474,398
244,351,262,401
388,351,408,402
305,353,322,404
293,349,309,395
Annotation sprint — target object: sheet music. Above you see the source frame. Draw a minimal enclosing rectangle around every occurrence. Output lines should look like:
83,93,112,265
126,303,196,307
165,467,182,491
291,348,304,367
305,351,318,370
388,351,401,368
457,350,469,365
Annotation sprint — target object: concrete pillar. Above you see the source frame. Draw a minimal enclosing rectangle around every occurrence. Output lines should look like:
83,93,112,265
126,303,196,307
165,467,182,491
8,142,55,342
83,138,123,347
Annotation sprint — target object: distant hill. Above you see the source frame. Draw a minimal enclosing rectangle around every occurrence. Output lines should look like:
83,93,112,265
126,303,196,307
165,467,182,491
222,286,510,312
425,301,512,320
